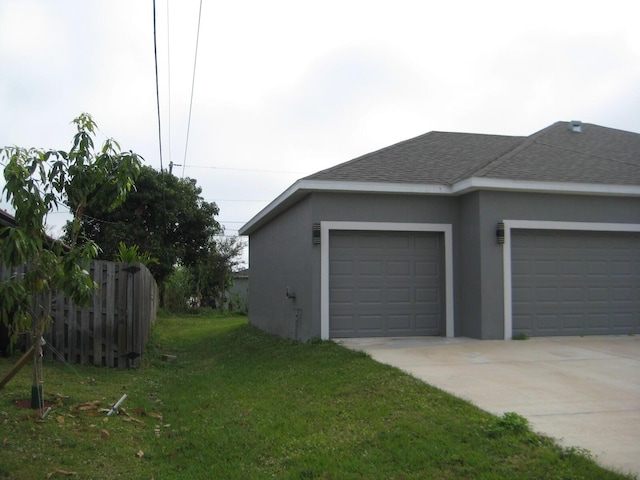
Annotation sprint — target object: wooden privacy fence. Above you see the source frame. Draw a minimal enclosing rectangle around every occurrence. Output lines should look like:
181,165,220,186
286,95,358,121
1,260,158,368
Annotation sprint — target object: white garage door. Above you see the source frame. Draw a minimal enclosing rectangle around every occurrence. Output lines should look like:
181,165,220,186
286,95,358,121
512,230,640,336
329,230,445,337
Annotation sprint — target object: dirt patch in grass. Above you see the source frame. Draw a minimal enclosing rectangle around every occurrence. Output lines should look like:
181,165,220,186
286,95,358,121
12,399,54,409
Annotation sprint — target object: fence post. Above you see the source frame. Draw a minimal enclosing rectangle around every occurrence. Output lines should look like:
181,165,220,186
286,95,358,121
105,261,116,367
92,261,103,367
123,264,141,366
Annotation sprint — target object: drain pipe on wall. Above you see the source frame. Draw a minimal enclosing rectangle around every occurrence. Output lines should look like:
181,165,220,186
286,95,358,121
286,287,302,340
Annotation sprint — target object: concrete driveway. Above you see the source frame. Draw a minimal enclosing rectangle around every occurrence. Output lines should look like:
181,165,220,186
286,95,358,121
337,335,640,477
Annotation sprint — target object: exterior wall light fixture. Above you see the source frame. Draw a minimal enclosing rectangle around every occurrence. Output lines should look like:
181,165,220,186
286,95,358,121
312,223,321,244
496,221,505,244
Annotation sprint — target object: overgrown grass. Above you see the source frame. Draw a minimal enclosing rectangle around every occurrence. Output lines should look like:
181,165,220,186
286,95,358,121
1,312,634,479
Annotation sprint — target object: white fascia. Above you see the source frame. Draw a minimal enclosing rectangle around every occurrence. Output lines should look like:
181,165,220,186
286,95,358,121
320,221,454,340
238,180,303,235
311,180,451,195
240,177,640,235
454,177,640,197
239,179,452,235
501,220,640,340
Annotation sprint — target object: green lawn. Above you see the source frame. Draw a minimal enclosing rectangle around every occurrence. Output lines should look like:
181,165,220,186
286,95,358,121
0,312,634,479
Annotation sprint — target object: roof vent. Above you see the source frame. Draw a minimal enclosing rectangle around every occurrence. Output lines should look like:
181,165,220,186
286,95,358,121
569,120,582,133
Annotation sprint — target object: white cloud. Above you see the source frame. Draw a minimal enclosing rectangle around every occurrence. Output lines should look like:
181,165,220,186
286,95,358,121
2,0,640,253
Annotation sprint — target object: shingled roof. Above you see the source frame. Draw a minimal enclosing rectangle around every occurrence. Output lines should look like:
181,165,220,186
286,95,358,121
240,121,640,235
304,132,524,185
305,121,640,186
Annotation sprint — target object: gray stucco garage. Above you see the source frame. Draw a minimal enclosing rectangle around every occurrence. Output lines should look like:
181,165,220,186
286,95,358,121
240,121,640,341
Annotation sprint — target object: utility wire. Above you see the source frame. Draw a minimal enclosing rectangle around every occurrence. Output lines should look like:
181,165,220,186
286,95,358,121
152,0,164,174
205,198,268,202
166,0,172,166
152,0,168,235
184,165,309,175
182,0,203,178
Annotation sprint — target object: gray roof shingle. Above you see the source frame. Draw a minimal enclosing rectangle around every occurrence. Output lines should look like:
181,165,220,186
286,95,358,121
304,121,640,186
240,121,640,235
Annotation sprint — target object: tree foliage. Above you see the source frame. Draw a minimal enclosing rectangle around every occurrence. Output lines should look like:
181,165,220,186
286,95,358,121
68,166,222,287
0,113,142,343
163,265,195,312
114,242,159,266
162,236,245,311
193,236,246,308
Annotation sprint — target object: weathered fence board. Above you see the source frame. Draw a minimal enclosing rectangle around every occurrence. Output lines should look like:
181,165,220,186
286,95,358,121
105,261,116,367
92,264,103,367
0,260,158,368
53,290,65,357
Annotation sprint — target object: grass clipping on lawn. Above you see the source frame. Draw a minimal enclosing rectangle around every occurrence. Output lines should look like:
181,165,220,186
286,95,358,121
0,313,634,479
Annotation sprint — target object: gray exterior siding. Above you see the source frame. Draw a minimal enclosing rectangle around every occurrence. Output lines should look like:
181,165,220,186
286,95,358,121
249,190,640,341
475,191,640,338
456,192,482,338
227,274,248,312
247,197,315,340
242,122,640,342
249,192,459,341
309,192,459,225
309,192,458,340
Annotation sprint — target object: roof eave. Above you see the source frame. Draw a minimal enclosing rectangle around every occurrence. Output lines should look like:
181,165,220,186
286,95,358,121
238,179,453,235
454,177,640,197
239,180,308,235
239,178,640,236
0,210,16,228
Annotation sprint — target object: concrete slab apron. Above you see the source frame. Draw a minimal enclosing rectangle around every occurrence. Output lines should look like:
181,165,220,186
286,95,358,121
337,336,640,477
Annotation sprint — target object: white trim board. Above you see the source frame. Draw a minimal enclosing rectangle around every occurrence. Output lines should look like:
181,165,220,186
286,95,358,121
502,220,640,340
239,178,640,236
320,221,454,340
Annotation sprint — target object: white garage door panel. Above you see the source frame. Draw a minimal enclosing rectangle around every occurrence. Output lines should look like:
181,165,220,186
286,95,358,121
329,230,444,337
512,230,640,336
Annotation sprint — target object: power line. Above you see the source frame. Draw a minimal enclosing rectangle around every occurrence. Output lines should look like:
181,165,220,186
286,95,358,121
152,0,168,236
152,0,164,174
166,0,172,166
184,165,308,175
206,199,268,202
181,0,203,178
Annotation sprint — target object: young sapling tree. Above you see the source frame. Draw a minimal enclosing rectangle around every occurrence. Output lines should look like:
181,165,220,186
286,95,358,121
0,114,142,407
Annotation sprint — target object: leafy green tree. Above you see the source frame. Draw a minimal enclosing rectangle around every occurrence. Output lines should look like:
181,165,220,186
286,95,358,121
163,265,195,312
114,242,159,266
194,236,246,309
68,166,222,291
0,114,142,404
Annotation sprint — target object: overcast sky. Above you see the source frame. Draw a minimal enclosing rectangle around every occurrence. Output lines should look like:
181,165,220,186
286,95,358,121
2,0,639,265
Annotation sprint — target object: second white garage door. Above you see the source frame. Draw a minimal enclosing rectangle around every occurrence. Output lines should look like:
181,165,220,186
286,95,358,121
329,230,445,337
512,229,640,336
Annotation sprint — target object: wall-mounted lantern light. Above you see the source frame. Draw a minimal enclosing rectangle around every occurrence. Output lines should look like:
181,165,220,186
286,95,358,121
312,223,321,244
496,221,505,244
